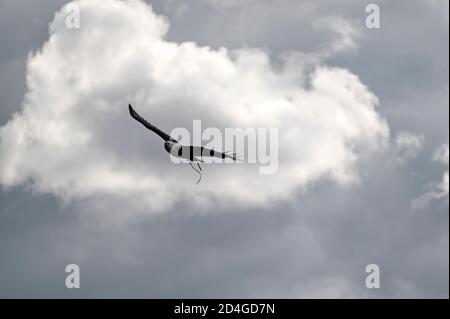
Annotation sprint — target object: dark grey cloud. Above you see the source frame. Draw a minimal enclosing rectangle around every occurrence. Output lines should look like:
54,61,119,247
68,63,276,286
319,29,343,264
0,0,448,298
1,158,447,298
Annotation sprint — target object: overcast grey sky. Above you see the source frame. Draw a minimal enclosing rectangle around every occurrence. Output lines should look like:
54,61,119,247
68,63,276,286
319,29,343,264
0,0,448,298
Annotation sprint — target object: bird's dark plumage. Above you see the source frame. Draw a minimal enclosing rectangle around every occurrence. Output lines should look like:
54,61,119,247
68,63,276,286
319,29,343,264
128,104,176,142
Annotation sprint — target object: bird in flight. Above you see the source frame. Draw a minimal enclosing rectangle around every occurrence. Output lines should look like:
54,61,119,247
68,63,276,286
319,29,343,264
128,104,239,184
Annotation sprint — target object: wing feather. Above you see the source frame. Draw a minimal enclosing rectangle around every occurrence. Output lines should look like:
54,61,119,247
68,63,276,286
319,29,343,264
129,104,175,142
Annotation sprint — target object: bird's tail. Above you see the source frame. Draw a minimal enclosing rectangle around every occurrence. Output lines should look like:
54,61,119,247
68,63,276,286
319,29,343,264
224,151,243,162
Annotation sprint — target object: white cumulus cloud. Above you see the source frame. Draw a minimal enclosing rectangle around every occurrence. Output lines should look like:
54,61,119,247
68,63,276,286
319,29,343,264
0,0,389,213
412,143,449,210
395,131,425,164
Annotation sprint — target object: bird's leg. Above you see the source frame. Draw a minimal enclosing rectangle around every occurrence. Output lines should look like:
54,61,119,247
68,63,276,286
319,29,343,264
197,163,202,172
189,161,202,185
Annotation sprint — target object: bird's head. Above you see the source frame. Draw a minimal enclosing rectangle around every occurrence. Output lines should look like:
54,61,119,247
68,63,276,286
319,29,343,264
164,140,178,154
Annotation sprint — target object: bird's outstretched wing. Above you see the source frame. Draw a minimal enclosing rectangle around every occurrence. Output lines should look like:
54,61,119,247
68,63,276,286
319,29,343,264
129,104,176,142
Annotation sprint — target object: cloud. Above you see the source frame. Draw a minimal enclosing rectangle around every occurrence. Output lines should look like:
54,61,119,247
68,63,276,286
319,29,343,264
394,131,425,164
0,0,447,300
313,16,362,59
433,143,450,165
412,143,449,210
0,0,389,212
204,0,257,9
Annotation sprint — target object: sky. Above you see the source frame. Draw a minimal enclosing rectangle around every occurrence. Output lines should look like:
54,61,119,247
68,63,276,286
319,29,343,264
0,0,448,298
